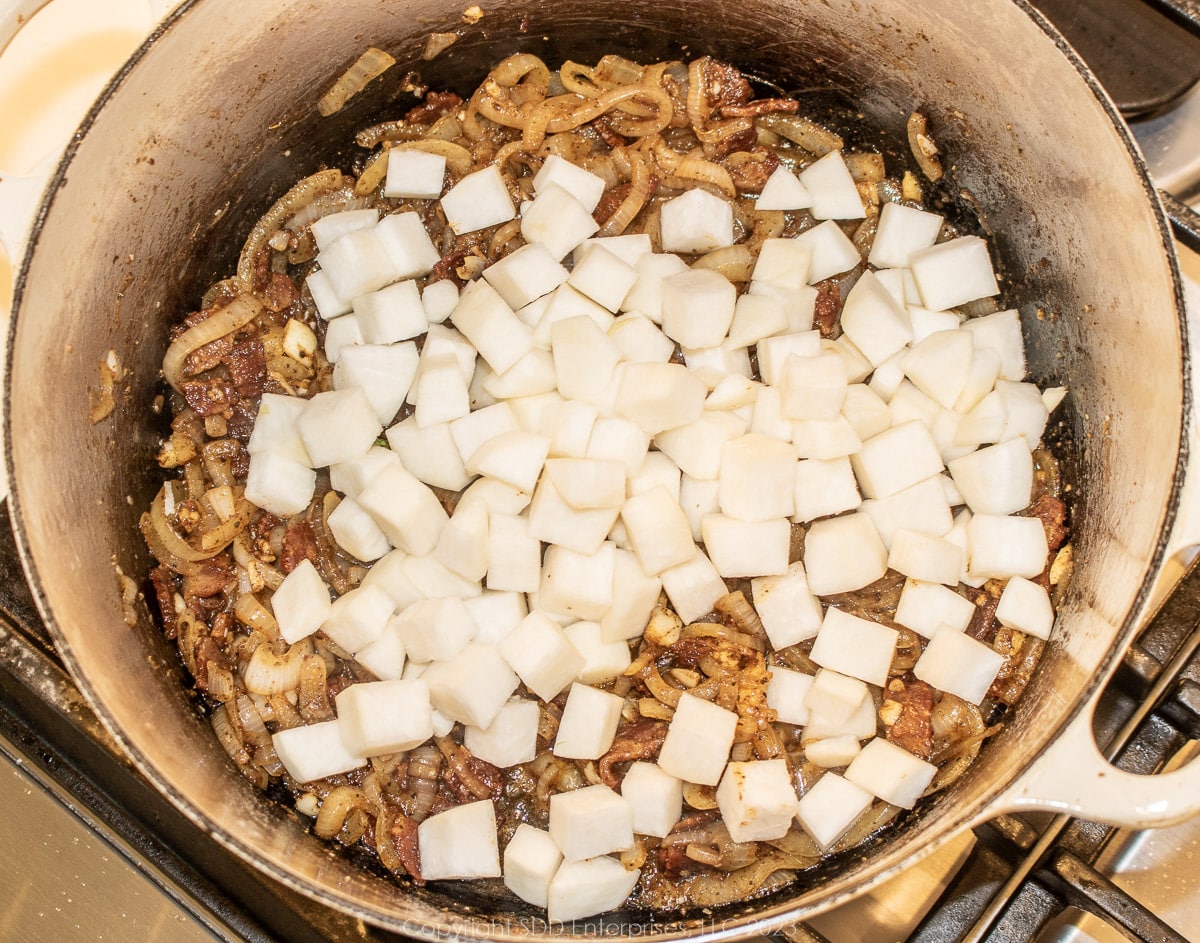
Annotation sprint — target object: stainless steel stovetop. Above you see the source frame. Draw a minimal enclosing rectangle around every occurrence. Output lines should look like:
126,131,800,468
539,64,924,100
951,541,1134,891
2,2,1200,941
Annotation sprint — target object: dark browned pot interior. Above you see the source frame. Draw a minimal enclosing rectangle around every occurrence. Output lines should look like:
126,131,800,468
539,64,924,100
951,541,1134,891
4,0,1188,938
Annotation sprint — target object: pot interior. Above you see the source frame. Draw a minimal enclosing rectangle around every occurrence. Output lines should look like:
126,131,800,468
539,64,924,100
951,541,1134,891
5,0,1186,937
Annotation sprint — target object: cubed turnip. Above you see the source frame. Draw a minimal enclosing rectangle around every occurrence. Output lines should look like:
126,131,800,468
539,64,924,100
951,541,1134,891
480,242,570,310
296,387,383,469
844,737,937,809
357,462,449,556
909,235,999,312
620,251,690,322
392,596,476,663
913,626,1008,704
701,514,790,578
521,183,600,260
464,697,540,768
756,330,822,386
271,558,332,644
422,279,459,324
432,497,489,582
860,475,954,549
614,361,708,436
504,824,563,908
660,188,735,253
538,542,616,622
804,669,870,723
840,270,914,367
352,279,428,345
441,164,515,234
947,437,1034,516
867,202,944,269
551,314,622,406
418,799,502,880
792,416,865,462
533,153,607,211
718,433,796,522
716,759,800,842
851,420,944,500
272,719,366,783
792,456,862,522
795,772,874,851
336,679,433,756
766,666,816,726
810,606,899,687
794,219,862,283
655,415,739,480
327,495,392,562
330,444,399,499
966,513,1049,580
549,783,634,862
799,149,866,220
894,578,976,638
485,512,542,593
375,211,442,280
960,309,1026,381
527,476,620,556
315,226,396,302
659,550,727,624
332,342,420,425
608,313,676,365
244,449,316,517
248,393,313,467
553,683,624,760
751,561,824,649
887,529,965,585
620,485,698,575
497,610,585,702
995,576,1055,639
563,621,631,684
659,267,737,350
601,549,662,643
422,642,519,728
463,590,528,645
383,147,446,199
620,762,683,838
451,279,535,375
802,512,888,596
321,584,395,653
657,692,738,785
778,350,848,421
385,417,471,491
902,329,973,410
756,166,814,211
465,430,550,493
569,243,638,313
546,856,641,925
353,616,407,681
805,735,863,769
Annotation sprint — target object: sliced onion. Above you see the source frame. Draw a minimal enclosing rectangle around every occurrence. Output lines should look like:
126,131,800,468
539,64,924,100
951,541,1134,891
161,294,263,391
317,47,396,117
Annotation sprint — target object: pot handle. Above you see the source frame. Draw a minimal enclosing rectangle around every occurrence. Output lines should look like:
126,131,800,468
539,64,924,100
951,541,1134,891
0,0,171,271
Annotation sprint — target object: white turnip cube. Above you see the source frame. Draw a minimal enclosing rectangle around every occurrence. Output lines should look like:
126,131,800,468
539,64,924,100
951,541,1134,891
995,379,1050,449
544,457,626,510
778,351,848,421
441,164,515,235
947,437,1034,516
601,549,662,642
757,331,822,386
620,762,682,838
433,497,489,582
451,279,534,375
420,322,478,386
327,495,392,561
793,456,861,522
851,420,944,499
465,430,550,493
538,542,616,622
307,267,352,321
311,208,378,252
547,856,641,925
679,474,721,541
954,347,1003,413
659,550,727,624
533,153,607,211
458,474,533,517
422,642,519,728
383,148,445,199
908,304,963,343
804,669,870,723
682,343,753,390
914,626,1007,704
316,226,396,302
805,735,863,768
803,511,888,595
549,783,634,862
358,550,421,609
504,824,562,908
375,211,442,280
840,270,914,367
902,329,973,410
272,558,332,644
795,772,874,851
799,149,866,220
521,183,600,260
718,433,796,522
527,476,619,555
658,692,738,785
357,463,448,555
272,719,366,783
621,485,697,575
400,554,483,603
385,418,471,491
418,799,502,880
352,279,427,344
248,393,313,466
609,314,676,365
655,415,739,480
867,202,944,268
792,416,864,461
422,279,459,324
910,235,999,312
794,219,862,283
659,268,737,350
895,579,975,638
575,233,653,267
393,596,476,663
621,251,690,322
701,514,790,578
354,616,407,681
887,529,965,585
336,679,433,756
995,576,1055,639
749,280,818,333
296,387,382,468
716,759,800,842
844,738,937,809
485,512,542,593
803,689,878,742
660,187,735,253
706,374,760,412
413,353,471,427
535,283,616,349
564,621,631,684
728,292,789,348
464,590,528,645
961,309,1026,381
554,683,624,760
614,361,707,436
570,243,638,313
551,315,622,406
482,242,570,309
330,444,400,499
751,561,824,648
449,402,520,464
498,610,586,701
464,697,540,768
810,606,899,687
967,513,1049,580
860,476,953,549
333,342,420,425
244,449,316,517
766,666,815,726
321,584,395,653
838,377,887,427
756,166,813,211
483,348,559,400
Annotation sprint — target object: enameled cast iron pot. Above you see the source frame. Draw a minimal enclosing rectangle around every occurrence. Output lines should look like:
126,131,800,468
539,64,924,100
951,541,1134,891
4,0,1200,938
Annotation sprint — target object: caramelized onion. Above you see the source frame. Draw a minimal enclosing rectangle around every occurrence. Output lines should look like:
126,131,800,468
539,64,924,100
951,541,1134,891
161,294,263,391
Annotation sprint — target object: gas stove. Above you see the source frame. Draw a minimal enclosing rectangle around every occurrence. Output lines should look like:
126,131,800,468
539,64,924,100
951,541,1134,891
2,2,1200,941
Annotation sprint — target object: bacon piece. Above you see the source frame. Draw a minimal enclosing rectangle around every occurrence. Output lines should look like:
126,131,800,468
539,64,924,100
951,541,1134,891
718,98,800,119
278,521,319,573
882,677,935,759
725,150,780,194
263,271,298,312
988,626,1046,706
183,335,234,376
405,90,463,125
181,377,238,417
1026,494,1069,550
148,565,180,639
598,720,668,787
697,57,753,112
224,337,267,397
812,281,841,338
388,812,424,883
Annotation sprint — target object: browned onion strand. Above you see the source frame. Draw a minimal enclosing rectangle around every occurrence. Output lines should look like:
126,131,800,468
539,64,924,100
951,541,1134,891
140,49,1067,918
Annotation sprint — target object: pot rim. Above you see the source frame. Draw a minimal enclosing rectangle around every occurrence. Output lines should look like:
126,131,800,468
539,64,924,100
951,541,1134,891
2,0,1192,937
